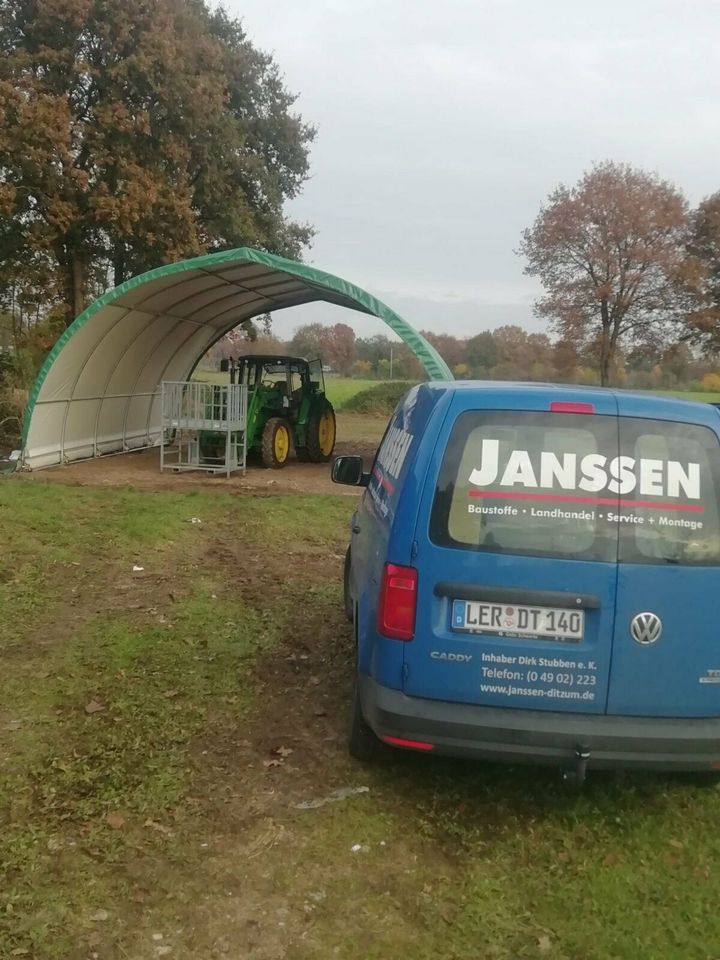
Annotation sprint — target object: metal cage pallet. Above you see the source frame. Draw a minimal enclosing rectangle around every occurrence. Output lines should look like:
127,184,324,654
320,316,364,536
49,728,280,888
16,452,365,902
160,381,248,477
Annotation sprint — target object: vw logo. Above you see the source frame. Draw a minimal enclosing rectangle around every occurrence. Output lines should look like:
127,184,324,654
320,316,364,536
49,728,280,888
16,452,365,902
630,612,663,645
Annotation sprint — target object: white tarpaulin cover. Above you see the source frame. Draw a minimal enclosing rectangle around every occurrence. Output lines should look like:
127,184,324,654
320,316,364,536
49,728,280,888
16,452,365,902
21,247,452,469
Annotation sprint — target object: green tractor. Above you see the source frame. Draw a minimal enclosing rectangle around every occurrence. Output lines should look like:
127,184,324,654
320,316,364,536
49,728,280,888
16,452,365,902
202,355,336,469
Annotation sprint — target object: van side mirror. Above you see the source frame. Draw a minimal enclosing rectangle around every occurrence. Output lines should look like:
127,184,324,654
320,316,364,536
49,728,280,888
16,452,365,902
331,456,368,487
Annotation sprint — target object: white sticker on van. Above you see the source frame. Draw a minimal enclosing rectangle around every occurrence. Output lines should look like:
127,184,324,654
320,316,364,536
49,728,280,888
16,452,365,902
376,426,413,480
369,426,414,516
468,440,700,501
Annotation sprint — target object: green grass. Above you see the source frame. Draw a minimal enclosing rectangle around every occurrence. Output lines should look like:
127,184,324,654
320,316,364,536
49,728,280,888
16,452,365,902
1,582,283,955
275,762,720,960
192,368,396,410
324,377,377,407
0,481,352,958
5,479,720,958
652,389,719,403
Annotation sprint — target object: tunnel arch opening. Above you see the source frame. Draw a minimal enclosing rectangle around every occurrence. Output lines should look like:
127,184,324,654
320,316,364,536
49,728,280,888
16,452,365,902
21,247,452,469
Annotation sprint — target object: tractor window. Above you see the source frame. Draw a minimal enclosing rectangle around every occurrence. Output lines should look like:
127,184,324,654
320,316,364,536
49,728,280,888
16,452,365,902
261,363,287,384
238,362,259,390
308,359,324,393
290,367,303,406
259,364,290,398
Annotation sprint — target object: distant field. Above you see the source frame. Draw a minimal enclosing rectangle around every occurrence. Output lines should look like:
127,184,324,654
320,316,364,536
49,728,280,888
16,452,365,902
653,390,718,403
324,377,377,406
192,370,382,409
192,369,720,407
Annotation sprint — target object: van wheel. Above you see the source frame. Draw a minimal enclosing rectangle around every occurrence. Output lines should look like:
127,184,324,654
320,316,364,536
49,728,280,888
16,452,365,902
343,547,353,623
349,678,377,761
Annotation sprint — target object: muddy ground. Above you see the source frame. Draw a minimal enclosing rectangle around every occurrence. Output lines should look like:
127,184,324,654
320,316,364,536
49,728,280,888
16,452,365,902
21,414,384,496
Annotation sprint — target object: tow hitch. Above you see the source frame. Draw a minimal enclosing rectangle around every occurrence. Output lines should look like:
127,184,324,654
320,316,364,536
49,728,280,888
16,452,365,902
563,745,591,787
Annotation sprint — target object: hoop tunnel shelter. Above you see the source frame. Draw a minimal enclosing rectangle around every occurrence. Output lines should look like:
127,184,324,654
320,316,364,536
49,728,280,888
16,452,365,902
21,248,452,469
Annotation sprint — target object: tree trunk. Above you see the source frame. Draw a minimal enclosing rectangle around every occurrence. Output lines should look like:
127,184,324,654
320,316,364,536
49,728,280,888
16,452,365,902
113,243,126,288
10,296,24,354
71,249,86,319
60,244,87,328
599,298,612,386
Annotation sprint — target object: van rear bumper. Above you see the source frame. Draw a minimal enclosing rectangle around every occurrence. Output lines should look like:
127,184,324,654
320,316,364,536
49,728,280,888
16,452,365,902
359,674,720,771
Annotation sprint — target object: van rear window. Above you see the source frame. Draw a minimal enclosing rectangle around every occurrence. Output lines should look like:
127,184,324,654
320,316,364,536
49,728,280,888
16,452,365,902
429,411,720,566
617,419,720,565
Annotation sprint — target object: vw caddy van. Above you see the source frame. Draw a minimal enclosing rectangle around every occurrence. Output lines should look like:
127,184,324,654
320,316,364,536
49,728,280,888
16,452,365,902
332,382,720,778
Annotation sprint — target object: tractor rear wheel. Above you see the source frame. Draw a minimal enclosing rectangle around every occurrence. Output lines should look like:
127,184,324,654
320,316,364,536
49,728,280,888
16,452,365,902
261,417,292,469
302,399,336,463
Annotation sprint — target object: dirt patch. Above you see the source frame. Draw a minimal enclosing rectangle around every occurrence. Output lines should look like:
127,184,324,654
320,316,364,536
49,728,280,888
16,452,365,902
20,414,383,495
196,519,352,791
158,530,466,960
202,564,353,801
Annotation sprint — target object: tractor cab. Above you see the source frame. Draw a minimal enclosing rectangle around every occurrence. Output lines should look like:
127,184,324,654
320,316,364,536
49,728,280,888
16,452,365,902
229,356,324,421
218,354,336,468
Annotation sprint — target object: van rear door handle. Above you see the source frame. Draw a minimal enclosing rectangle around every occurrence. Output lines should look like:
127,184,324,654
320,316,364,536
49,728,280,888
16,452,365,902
434,582,600,610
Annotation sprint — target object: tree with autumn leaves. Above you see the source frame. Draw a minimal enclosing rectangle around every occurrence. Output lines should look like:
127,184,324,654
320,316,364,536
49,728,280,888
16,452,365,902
0,0,314,326
686,193,720,356
288,322,357,376
519,161,720,385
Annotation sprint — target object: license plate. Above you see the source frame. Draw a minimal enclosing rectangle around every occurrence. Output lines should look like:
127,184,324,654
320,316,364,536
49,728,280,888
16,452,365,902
452,600,584,641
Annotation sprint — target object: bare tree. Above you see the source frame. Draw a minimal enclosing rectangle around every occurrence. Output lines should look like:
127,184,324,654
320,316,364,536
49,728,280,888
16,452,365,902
519,162,690,385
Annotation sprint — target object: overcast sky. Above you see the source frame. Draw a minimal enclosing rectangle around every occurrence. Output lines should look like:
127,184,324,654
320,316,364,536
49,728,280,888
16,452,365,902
224,0,720,342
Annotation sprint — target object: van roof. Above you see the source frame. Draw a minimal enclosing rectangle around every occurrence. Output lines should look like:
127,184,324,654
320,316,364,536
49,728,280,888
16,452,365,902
419,380,720,425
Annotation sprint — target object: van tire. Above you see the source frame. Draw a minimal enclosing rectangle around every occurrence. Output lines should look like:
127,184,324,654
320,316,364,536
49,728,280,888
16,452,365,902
349,679,376,761
343,547,353,622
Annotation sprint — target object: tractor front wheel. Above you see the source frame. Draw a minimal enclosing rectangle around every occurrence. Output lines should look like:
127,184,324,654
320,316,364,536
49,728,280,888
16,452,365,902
261,417,292,469
301,400,336,463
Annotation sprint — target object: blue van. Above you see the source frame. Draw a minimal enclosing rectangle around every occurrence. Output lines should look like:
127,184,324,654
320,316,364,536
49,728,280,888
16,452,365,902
332,382,720,779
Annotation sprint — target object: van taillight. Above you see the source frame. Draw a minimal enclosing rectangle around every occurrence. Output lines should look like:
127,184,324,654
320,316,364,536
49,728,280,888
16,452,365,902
378,563,417,641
